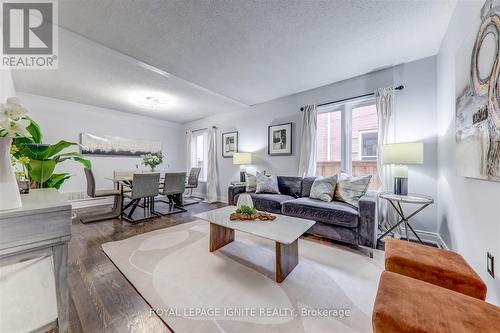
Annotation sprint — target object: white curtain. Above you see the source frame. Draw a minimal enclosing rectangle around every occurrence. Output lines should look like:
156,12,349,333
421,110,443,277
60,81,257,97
298,104,317,177
206,127,218,203
186,129,193,170
376,87,396,229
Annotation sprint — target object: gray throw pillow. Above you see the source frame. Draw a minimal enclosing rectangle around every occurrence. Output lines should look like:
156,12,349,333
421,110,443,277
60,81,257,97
255,173,280,194
245,173,257,192
334,174,372,207
310,176,338,202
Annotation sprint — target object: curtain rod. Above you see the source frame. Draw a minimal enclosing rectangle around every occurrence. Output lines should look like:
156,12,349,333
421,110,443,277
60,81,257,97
300,85,404,111
187,126,217,134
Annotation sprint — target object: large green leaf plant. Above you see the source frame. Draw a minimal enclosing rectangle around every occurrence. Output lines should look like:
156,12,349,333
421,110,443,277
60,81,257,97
13,118,91,189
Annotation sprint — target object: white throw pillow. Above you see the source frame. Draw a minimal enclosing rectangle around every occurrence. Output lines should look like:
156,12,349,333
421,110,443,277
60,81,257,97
334,174,372,207
245,173,257,192
255,172,280,194
310,176,338,202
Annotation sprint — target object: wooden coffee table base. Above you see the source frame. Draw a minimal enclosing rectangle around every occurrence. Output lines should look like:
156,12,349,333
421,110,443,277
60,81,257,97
209,223,299,283
276,239,298,283
210,223,234,252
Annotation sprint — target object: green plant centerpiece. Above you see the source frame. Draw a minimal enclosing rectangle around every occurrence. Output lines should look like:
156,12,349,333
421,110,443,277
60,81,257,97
142,152,163,171
11,115,91,189
230,205,276,221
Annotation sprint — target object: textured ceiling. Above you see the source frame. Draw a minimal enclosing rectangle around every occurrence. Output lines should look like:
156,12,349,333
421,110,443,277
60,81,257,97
13,0,456,122
12,28,245,123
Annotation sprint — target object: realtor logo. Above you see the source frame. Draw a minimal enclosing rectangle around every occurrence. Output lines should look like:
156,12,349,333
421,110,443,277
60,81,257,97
1,0,58,68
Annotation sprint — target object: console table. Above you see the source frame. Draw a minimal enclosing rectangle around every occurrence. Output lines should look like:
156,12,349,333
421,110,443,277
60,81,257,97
0,189,72,332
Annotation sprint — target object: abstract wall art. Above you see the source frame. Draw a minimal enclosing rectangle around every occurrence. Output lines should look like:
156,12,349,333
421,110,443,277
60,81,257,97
456,0,500,181
80,133,162,156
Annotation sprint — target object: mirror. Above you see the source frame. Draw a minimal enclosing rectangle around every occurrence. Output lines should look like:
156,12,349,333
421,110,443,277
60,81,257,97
477,31,498,81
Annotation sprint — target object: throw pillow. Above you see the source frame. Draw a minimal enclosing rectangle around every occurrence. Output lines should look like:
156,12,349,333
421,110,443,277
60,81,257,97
334,174,372,207
255,172,280,194
245,173,257,192
309,176,338,202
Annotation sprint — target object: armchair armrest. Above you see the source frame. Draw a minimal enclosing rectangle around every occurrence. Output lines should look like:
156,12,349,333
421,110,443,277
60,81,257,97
228,185,246,205
358,192,378,249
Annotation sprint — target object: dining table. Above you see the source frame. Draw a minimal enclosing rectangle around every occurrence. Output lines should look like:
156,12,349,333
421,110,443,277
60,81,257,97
105,174,184,214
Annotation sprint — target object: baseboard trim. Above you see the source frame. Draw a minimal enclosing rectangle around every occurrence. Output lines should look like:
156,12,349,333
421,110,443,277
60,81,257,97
399,227,448,249
70,197,114,209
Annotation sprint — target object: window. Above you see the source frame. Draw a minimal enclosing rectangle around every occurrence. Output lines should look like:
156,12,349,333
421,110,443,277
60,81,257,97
316,99,380,191
316,109,343,175
192,130,208,181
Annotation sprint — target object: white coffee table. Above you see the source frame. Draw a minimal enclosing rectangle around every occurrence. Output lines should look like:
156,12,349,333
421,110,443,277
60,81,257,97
195,206,315,283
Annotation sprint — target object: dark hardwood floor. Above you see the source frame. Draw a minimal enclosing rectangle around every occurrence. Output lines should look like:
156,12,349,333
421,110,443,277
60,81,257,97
65,200,366,333
66,201,225,333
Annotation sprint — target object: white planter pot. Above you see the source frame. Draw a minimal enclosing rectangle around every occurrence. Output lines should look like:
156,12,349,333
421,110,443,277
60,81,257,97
0,137,22,211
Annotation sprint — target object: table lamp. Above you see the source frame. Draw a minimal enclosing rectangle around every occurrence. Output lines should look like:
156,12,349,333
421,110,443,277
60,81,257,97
382,142,423,195
233,152,252,182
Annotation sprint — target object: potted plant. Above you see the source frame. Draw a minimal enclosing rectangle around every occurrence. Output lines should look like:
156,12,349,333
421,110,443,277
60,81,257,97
142,152,163,172
7,99,92,190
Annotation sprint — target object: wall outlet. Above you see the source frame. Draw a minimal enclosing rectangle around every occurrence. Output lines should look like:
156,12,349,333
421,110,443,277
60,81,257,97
487,252,495,278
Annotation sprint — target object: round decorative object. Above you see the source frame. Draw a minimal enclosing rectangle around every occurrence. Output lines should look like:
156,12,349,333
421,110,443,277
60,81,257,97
471,15,500,96
236,193,254,209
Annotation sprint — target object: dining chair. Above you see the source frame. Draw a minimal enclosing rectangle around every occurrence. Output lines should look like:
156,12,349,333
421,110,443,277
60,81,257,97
121,173,161,223
184,167,203,205
156,172,187,215
80,168,123,224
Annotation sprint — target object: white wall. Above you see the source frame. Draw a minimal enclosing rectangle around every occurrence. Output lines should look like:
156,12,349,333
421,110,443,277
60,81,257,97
186,56,439,232
437,0,500,305
0,69,16,101
17,93,186,195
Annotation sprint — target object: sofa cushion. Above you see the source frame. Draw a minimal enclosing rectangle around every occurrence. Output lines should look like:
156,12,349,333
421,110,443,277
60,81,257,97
277,176,302,198
282,197,358,227
301,177,316,197
250,193,295,214
256,173,280,194
309,175,337,202
334,174,372,207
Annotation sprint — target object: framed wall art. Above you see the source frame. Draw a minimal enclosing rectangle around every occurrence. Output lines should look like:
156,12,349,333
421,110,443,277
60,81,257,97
268,123,292,156
222,131,238,158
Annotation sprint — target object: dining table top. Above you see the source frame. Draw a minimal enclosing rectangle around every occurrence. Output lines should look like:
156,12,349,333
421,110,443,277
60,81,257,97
105,176,165,183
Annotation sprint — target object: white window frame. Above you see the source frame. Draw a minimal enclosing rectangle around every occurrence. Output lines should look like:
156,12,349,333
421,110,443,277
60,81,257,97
317,96,376,174
192,129,208,181
358,130,378,160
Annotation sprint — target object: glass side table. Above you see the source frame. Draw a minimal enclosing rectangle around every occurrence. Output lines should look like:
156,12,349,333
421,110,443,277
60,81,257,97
377,192,434,244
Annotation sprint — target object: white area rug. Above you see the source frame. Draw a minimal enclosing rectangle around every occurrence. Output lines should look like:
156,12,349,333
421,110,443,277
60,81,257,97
102,220,384,333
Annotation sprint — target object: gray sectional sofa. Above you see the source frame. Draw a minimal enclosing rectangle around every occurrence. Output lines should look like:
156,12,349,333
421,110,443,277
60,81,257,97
228,176,377,249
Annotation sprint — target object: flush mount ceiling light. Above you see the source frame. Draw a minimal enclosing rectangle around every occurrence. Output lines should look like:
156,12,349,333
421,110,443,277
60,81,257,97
138,96,170,109
126,90,177,111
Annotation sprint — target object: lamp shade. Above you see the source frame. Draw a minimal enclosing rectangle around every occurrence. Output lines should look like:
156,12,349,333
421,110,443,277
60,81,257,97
382,142,423,165
233,152,252,165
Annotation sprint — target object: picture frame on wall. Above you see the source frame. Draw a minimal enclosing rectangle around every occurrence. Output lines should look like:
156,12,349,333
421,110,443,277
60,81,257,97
268,123,292,156
222,131,238,158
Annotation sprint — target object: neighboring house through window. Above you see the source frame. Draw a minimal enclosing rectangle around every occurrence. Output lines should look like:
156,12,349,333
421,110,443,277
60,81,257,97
316,98,380,190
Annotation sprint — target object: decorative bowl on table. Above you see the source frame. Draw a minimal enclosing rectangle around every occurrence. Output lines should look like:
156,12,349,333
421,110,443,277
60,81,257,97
230,205,276,221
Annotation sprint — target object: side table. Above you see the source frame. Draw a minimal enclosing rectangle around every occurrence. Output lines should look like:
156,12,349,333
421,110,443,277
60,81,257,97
377,192,434,244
